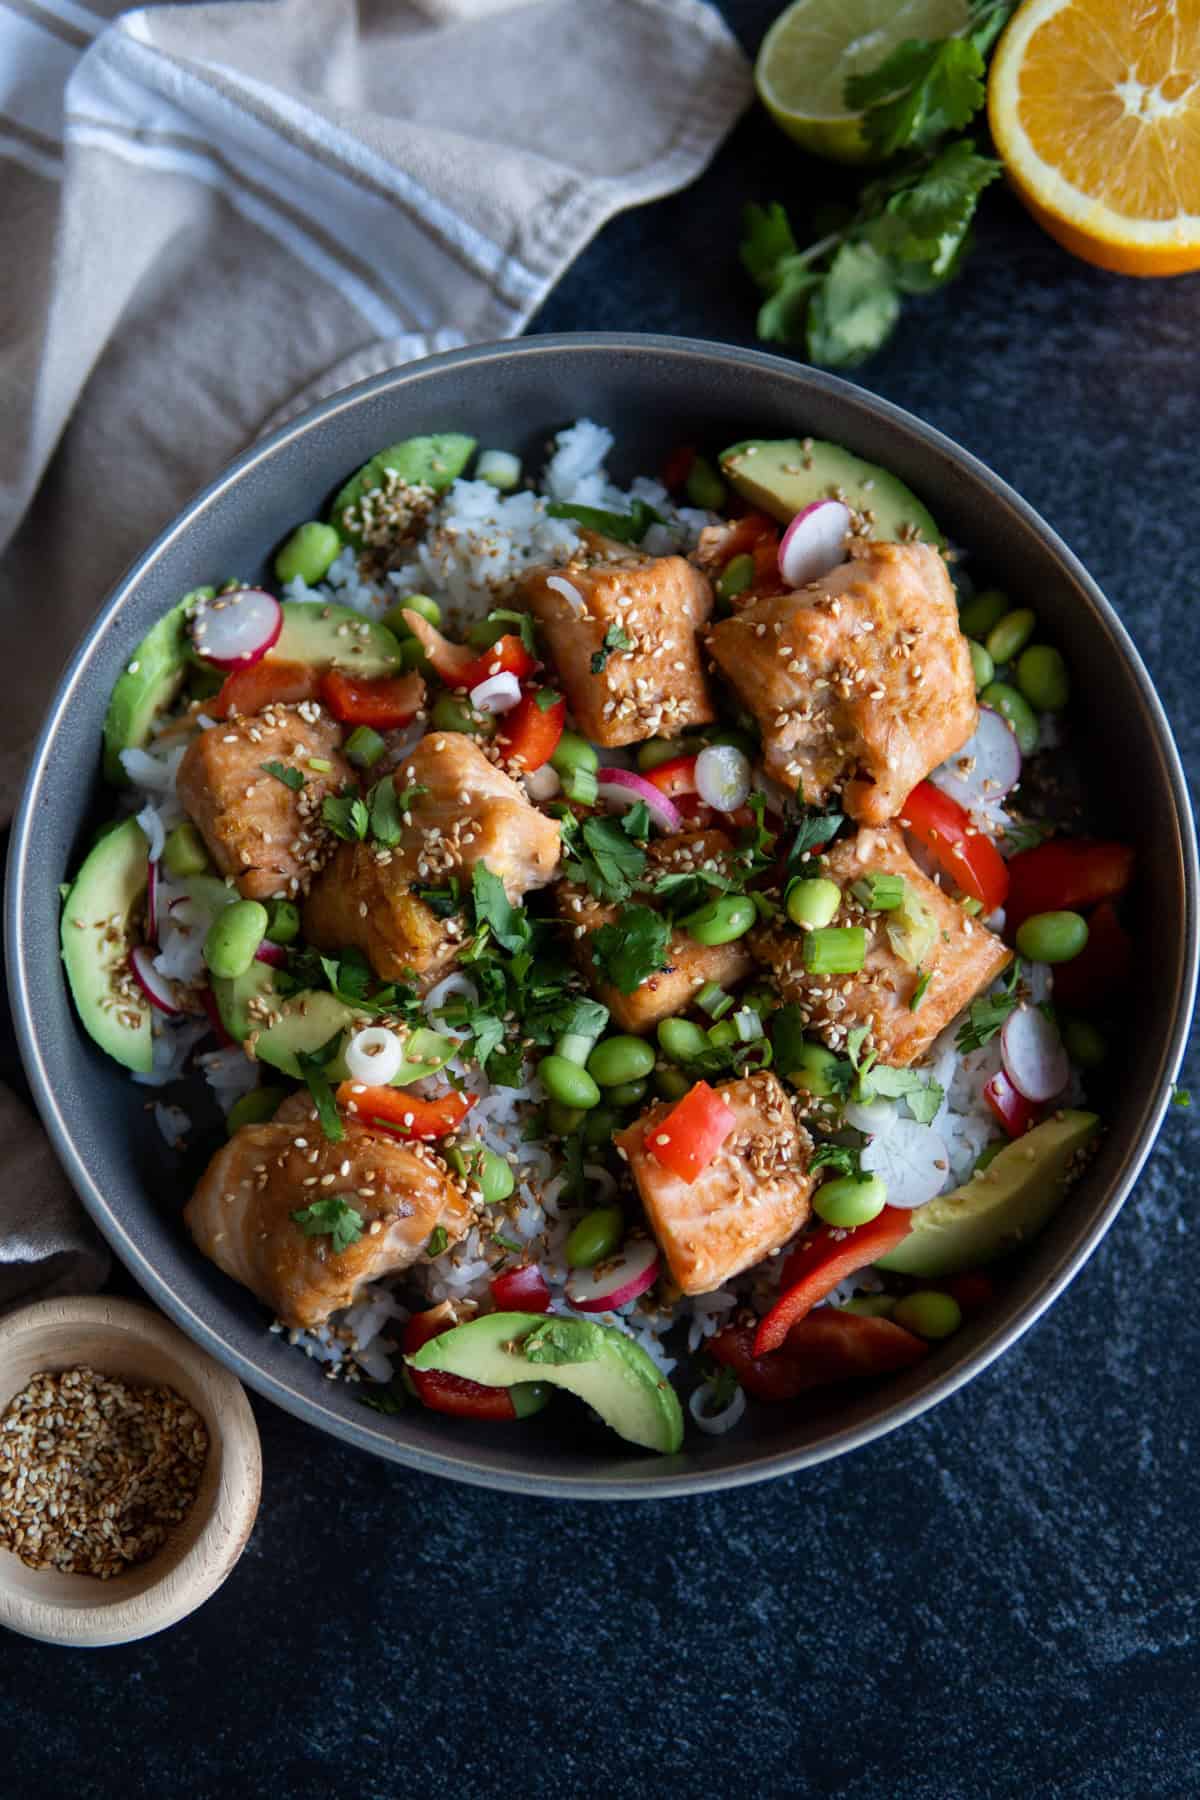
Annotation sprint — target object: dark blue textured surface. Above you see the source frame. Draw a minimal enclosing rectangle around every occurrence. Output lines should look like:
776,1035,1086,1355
5,3,1199,1792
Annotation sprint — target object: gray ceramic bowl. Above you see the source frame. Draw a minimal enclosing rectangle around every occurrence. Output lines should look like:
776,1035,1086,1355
8,335,1197,1498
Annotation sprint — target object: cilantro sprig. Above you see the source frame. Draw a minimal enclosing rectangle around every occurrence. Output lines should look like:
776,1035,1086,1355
291,1194,362,1252
956,958,1022,1053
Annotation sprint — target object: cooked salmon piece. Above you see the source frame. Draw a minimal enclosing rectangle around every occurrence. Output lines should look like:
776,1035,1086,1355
615,1071,813,1295
184,1094,471,1330
558,829,754,1033
705,542,976,824
521,548,716,747
751,823,1012,1066
177,701,352,902
304,731,560,985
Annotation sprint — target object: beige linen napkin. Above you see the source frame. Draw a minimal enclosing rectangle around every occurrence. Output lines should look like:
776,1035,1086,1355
0,0,750,1306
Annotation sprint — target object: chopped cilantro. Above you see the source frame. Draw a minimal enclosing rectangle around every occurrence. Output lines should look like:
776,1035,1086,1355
366,775,412,847
590,623,634,676
785,809,844,875
321,789,369,841
546,498,664,545
535,688,562,712
471,862,531,953
811,1143,863,1178
359,1384,406,1415
561,813,646,903
414,877,462,919
1003,818,1051,856
426,1225,449,1258
859,1063,944,1124
652,866,739,920
485,608,538,658
1173,1086,1192,1109
260,760,304,792
296,1031,345,1143
620,800,651,842
589,904,671,993
291,1194,362,1252
955,958,1022,1053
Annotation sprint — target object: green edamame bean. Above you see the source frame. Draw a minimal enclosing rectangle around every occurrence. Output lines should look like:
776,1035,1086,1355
986,607,1037,666
980,681,1039,755
1016,644,1070,713
538,1054,601,1111
892,1290,962,1340
546,1101,585,1136
564,1205,624,1269
274,521,341,586
264,899,300,946
717,553,755,601
605,1079,648,1107
477,1148,515,1204
511,1382,552,1418
813,1173,888,1227
431,693,495,737
203,899,269,979
1015,909,1089,964
974,1141,1005,1174
959,587,1009,640
162,822,210,879
788,1041,841,1098
657,1018,710,1064
839,1295,898,1318
636,737,686,773
655,1065,691,1101
681,894,757,946
550,729,600,779
967,639,994,692
383,593,441,637
685,455,727,512
582,1106,619,1148
1061,1015,1107,1068
226,1086,286,1134
587,1035,656,1088
786,877,841,931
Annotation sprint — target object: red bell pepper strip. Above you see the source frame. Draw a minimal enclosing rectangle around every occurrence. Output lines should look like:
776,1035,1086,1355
644,754,699,799
318,668,424,730
337,1081,475,1140
490,1264,552,1313
661,444,697,493
645,1080,737,1184
1050,900,1132,1013
403,1306,518,1421
495,688,565,772
711,1312,928,1401
753,1207,913,1355
900,781,1010,914
1005,838,1134,929
983,1069,1040,1138
674,793,718,831
716,511,780,563
210,658,320,719
457,634,537,694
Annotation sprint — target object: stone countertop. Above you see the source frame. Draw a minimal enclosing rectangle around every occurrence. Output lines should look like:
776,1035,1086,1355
5,4,1198,1794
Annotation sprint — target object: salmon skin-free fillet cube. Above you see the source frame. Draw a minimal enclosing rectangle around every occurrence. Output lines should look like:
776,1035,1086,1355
521,546,715,747
705,542,976,824
556,829,753,1033
751,823,1012,1066
176,701,353,901
615,1072,813,1296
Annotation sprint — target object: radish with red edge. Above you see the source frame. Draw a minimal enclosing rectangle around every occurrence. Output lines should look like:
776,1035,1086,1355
128,946,180,1015
984,1069,1040,1138
254,940,288,969
778,499,851,589
469,671,522,714
566,1238,660,1312
595,768,681,835
490,1264,552,1313
199,986,235,1047
695,743,751,813
930,707,1022,812
190,588,282,670
1001,1003,1070,1103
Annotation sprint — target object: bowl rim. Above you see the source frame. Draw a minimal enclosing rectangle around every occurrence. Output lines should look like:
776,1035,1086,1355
8,331,1198,1499
0,1296,261,1644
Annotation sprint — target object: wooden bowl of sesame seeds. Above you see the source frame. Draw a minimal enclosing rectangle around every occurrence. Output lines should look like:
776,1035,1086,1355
0,1296,261,1646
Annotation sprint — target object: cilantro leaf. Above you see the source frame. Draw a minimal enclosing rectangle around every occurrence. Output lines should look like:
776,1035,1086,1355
1003,818,1051,856
535,688,562,712
741,200,799,289
522,992,610,1048
426,1225,449,1258
806,240,902,371
296,1031,345,1142
859,1063,944,1124
562,814,646,903
485,608,538,657
471,863,531,953
590,623,633,676
368,775,407,846
546,499,664,545
845,34,987,158
260,760,304,792
415,877,462,919
956,959,1022,1053
291,1195,361,1252
589,904,671,993
621,800,651,841
652,866,739,920
785,809,844,877
322,789,369,842
812,1143,863,1178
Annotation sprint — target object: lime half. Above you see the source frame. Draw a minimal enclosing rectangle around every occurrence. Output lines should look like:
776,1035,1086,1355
755,0,970,164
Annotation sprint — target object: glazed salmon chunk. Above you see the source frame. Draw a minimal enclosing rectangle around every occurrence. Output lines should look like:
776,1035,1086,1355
304,730,560,985
615,1072,814,1295
185,1095,471,1330
176,701,353,901
752,823,1012,1065
521,545,716,747
706,542,976,824
558,829,753,1033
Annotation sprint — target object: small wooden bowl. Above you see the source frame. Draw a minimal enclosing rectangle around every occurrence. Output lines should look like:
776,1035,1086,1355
0,1296,261,1646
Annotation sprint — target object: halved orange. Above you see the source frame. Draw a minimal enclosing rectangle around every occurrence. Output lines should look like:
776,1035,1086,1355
988,0,1200,276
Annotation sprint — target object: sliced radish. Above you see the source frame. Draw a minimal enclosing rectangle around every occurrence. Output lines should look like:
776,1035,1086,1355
1001,1003,1070,1103
930,707,1022,811
469,671,522,714
595,768,681,835
844,1097,898,1138
566,1238,660,1312
778,499,852,589
689,1377,747,1436
254,940,288,969
128,946,180,1015
190,588,282,670
861,1119,950,1209
146,859,159,944
695,743,751,813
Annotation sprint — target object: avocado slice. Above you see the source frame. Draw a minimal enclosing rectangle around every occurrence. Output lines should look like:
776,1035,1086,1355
720,438,943,547
60,817,152,1072
212,961,279,1043
407,1312,684,1454
330,434,476,544
102,589,211,786
250,990,355,1078
876,1110,1100,1277
274,601,404,677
